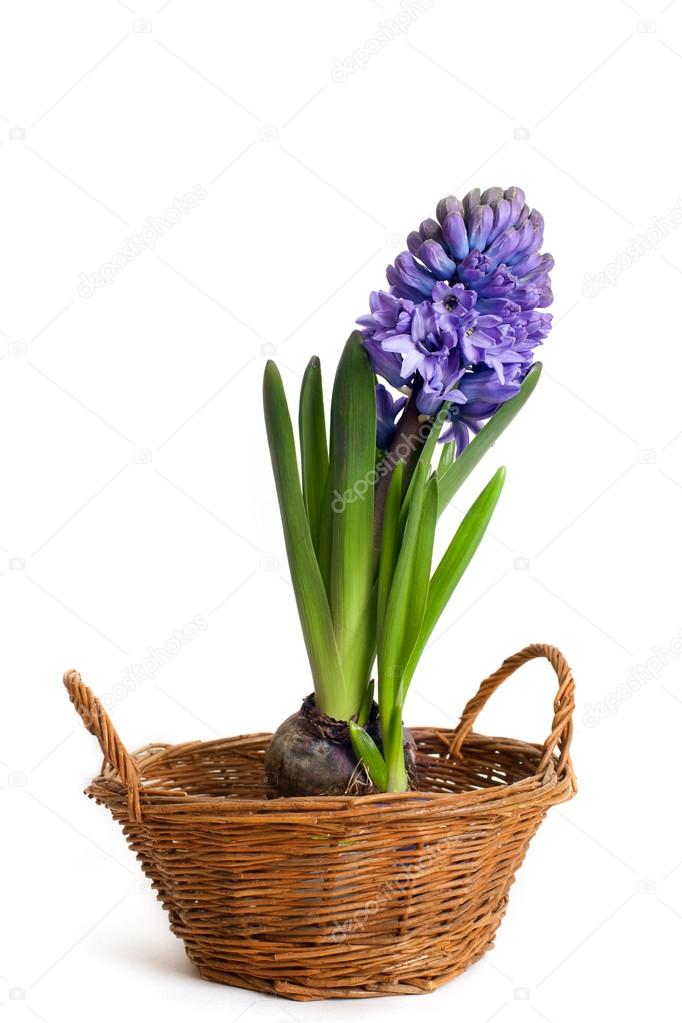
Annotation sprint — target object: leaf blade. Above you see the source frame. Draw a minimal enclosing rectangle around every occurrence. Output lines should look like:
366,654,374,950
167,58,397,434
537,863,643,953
437,363,541,515
299,356,329,556
263,360,348,717
403,465,506,689
385,704,409,792
400,475,438,674
329,332,378,712
378,460,427,696
437,437,455,479
377,461,404,645
399,403,448,529
349,720,388,791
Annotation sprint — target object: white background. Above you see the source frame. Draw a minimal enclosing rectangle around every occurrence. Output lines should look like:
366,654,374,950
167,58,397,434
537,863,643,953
1,0,681,1020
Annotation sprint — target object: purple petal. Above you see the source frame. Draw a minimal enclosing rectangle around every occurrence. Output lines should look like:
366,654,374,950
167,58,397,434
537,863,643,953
401,348,424,379
436,195,463,224
458,249,491,283
382,335,415,354
475,298,522,318
467,205,494,251
364,338,405,388
480,186,504,205
484,227,520,267
407,231,423,256
504,186,526,224
394,252,436,298
419,218,442,242
440,419,471,454
418,239,456,280
486,198,512,245
442,212,469,260
376,384,408,449
386,263,425,303
462,188,481,225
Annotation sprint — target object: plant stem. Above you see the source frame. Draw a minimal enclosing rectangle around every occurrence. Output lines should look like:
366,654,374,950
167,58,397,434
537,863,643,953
387,760,408,793
373,389,429,557
386,706,408,792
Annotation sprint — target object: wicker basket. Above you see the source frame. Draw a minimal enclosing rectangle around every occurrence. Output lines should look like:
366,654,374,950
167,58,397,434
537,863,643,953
64,643,576,1001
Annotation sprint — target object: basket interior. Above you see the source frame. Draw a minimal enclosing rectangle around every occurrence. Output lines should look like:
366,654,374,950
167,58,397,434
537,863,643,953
129,730,547,802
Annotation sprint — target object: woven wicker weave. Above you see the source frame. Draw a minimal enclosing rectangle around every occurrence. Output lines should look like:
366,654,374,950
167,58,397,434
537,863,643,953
64,643,576,1001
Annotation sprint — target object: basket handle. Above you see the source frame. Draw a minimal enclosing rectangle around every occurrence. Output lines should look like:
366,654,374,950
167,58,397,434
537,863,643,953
447,643,575,777
63,669,142,822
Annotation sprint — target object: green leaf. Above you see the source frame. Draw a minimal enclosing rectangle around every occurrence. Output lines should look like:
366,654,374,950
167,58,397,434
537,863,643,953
385,704,409,792
316,463,333,596
437,438,455,479
357,678,375,727
377,461,404,644
329,332,378,712
399,403,448,528
402,465,506,689
378,462,430,716
437,363,542,515
299,356,329,556
381,477,438,792
349,720,388,791
400,475,438,673
263,360,349,718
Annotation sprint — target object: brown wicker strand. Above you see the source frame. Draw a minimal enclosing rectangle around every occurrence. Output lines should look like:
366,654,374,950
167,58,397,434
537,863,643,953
448,643,576,781
63,669,142,822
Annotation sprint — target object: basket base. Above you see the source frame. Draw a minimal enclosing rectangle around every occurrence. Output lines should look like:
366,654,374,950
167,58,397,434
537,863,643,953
192,938,494,1001
170,892,509,1001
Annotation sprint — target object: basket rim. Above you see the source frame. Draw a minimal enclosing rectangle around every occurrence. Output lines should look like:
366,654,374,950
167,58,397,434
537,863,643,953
86,726,576,818
67,643,576,822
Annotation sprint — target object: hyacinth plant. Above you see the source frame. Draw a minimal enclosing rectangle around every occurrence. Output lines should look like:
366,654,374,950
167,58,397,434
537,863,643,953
263,186,552,796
